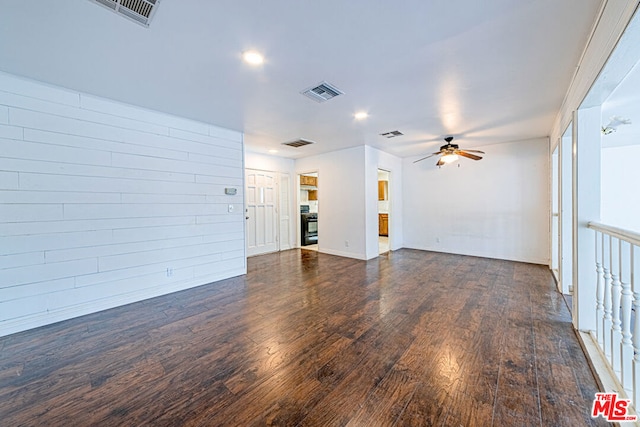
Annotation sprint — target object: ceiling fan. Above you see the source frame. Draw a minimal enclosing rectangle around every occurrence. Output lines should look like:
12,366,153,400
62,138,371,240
413,136,484,166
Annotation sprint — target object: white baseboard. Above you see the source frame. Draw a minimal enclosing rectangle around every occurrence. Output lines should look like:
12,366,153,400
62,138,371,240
317,247,367,261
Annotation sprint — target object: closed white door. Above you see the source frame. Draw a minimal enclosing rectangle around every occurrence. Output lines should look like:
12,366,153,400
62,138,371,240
246,169,278,256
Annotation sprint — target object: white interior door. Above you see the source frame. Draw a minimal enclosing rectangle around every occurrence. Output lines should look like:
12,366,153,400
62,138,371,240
246,169,278,257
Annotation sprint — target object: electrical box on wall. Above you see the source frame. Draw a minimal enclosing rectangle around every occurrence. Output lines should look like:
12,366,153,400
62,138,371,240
225,188,237,195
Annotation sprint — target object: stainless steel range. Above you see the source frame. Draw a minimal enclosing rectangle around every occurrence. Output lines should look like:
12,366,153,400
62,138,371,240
300,205,317,246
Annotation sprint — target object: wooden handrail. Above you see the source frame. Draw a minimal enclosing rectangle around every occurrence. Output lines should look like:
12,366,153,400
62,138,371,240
588,221,640,247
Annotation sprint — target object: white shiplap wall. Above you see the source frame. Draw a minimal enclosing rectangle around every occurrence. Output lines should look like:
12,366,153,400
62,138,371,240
0,72,246,337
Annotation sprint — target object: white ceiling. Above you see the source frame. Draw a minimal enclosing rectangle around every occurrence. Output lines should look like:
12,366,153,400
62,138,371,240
0,0,603,159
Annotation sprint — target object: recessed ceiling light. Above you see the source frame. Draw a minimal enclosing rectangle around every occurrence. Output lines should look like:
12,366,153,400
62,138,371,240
268,149,279,154
242,50,264,65
354,112,369,120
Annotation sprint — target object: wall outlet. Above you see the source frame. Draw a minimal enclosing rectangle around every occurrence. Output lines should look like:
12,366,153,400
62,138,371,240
166,267,174,277
228,204,234,213
345,240,349,247
436,237,440,243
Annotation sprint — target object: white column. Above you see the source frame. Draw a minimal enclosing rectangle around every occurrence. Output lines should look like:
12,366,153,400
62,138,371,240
572,107,601,331
560,126,573,294
620,240,633,393
603,234,612,358
610,237,622,373
632,245,640,409
595,231,604,347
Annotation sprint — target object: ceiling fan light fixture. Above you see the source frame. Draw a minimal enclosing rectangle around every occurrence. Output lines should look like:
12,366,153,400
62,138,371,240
242,50,264,65
441,153,459,164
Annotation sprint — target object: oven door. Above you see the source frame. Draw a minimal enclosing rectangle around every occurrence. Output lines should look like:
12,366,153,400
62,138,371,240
301,214,318,246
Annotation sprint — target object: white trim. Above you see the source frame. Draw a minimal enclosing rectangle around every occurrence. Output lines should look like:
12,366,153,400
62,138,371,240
317,247,368,261
578,330,640,425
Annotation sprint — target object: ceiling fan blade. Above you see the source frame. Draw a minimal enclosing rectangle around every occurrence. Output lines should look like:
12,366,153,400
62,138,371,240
461,149,485,154
455,150,483,161
413,151,443,163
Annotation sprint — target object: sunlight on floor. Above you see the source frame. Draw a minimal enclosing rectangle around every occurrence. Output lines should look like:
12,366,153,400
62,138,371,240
379,236,389,254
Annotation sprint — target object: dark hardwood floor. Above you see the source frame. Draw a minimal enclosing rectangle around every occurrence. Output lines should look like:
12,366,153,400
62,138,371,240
0,249,606,426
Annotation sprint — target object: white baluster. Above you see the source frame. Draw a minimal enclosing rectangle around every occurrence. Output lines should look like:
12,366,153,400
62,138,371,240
611,236,622,374
603,234,612,359
619,240,633,393
596,231,604,347
632,245,640,410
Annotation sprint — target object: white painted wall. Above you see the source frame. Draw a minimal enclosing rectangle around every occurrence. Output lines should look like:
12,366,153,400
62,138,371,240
296,146,367,259
245,151,295,177
601,144,640,233
0,72,245,337
403,138,549,264
365,146,403,259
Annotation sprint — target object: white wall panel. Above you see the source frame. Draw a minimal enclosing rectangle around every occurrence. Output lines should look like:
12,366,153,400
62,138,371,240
111,152,240,177
4,258,98,288
0,123,23,139
0,190,121,204
0,252,44,270
169,128,241,149
17,173,221,195
0,230,114,255
0,72,245,337
0,92,169,136
0,105,8,124
24,129,190,161
0,216,194,237
0,158,196,183
0,171,18,190
1,204,64,222
0,278,73,303
79,93,210,136
45,236,204,264
0,72,80,106
0,137,112,166
208,125,243,144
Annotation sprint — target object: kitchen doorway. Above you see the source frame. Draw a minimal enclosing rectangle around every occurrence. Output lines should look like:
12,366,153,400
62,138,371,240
378,169,390,254
299,172,318,251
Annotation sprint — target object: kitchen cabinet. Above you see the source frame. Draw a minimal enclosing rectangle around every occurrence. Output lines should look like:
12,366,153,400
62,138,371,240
378,180,388,200
308,190,318,200
379,213,388,236
300,175,317,187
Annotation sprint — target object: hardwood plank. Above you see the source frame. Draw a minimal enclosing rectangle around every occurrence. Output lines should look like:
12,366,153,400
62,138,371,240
0,249,605,426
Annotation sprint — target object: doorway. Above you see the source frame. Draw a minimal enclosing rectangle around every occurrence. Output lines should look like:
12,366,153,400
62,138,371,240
299,172,319,251
378,169,390,254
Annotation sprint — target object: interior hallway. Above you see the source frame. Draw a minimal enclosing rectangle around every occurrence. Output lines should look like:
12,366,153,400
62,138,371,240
0,249,605,426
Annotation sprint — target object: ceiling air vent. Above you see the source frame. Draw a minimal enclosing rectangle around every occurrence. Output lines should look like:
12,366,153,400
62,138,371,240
282,139,316,148
380,130,404,138
301,81,344,103
90,0,161,27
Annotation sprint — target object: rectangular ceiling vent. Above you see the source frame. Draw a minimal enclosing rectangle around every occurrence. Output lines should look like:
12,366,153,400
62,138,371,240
380,130,404,138
301,82,344,103
90,0,160,27
282,139,316,148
